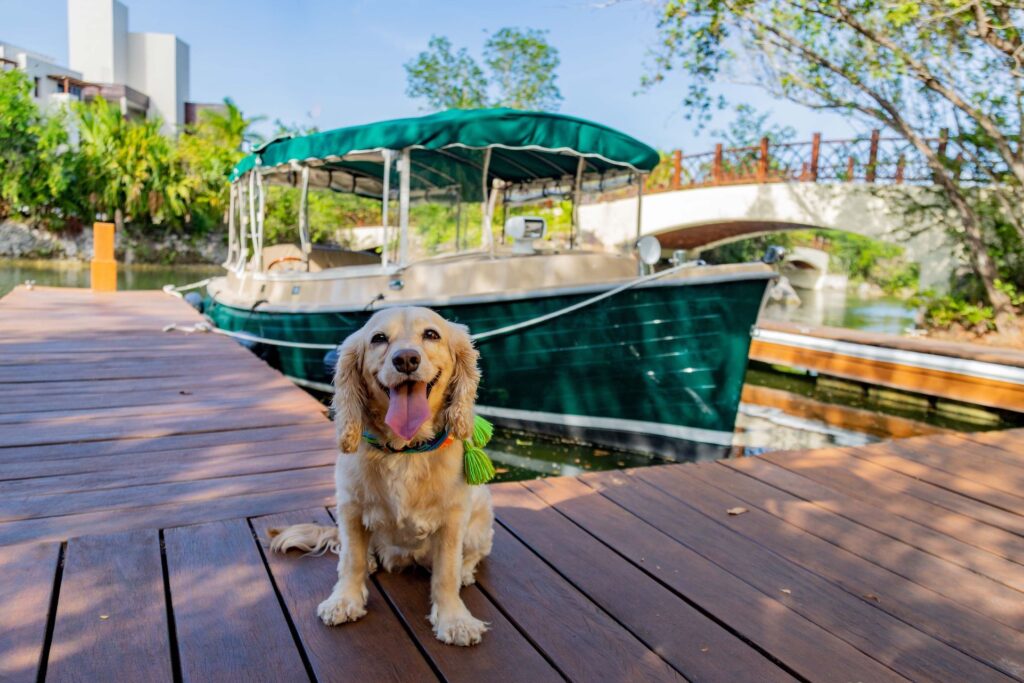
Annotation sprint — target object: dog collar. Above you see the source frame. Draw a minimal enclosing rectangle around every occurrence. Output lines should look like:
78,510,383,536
361,428,453,454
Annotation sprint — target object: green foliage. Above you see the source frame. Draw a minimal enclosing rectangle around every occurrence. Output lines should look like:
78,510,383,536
0,70,82,228
405,28,562,111
484,28,562,111
0,71,255,236
643,0,1024,324
711,104,796,147
264,186,381,246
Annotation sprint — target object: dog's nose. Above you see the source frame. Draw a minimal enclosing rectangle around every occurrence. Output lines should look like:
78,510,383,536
392,348,421,374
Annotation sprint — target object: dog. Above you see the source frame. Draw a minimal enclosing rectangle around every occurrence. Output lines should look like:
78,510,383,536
270,306,494,646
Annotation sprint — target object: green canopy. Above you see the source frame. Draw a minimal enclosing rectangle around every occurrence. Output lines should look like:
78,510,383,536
229,108,660,200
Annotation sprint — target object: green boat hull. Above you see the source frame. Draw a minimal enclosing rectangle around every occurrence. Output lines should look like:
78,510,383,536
206,276,769,460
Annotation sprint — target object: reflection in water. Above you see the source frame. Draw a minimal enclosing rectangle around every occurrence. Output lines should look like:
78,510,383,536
0,259,222,297
760,287,919,335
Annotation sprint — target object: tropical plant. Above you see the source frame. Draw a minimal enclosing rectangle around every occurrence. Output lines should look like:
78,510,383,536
0,69,82,228
405,28,562,111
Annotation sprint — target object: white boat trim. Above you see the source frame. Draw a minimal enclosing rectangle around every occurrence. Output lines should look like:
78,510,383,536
281,377,736,447
754,329,1024,386
474,404,736,446
213,268,775,314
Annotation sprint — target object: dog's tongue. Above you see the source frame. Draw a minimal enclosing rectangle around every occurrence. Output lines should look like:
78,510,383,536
385,381,431,441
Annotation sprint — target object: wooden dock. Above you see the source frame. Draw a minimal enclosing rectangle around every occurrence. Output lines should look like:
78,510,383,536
752,320,1024,412
3,288,1024,682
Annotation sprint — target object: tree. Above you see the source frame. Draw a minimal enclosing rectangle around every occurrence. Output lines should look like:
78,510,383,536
405,36,489,110
178,99,259,230
484,28,562,111
74,97,190,233
405,29,562,110
0,69,81,227
645,0,1024,333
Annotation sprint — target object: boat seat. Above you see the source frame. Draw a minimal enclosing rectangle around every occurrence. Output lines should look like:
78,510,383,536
262,244,380,272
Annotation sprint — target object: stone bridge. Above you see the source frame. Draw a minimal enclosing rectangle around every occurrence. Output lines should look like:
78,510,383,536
579,132,966,291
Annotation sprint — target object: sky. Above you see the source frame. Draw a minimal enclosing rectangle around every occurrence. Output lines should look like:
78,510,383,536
1,0,865,150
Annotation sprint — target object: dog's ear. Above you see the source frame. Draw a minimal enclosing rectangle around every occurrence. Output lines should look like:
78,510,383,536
441,321,480,440
332,331,365,453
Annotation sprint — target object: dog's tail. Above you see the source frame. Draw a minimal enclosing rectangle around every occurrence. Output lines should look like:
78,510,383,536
268,524,340,556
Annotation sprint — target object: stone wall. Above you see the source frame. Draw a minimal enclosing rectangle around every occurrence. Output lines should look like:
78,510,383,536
0,221,226,264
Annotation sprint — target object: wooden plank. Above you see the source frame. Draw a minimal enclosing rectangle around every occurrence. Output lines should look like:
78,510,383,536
862,440,1024,510
0,405,325,449
251,509,438,683
523,476,904,683
0,541,59,682
762,447,1024,538
0,482,335,546
165,518,308,682
477,524,684,681
46,530,172,682
889,433,1024,480
0,446,333,497
585,469,1014,683
647,464,1024,677
0,425,333,466
964,429,1024,460
725,456,1024,582
0,438,334,484
0,466,333,524
491,482,793,682
376,567,561,683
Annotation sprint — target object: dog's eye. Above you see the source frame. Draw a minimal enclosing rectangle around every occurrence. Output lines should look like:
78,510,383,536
370,333,388,345
423,328,440,341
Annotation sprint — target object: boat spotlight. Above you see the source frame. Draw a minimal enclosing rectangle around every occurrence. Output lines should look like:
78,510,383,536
636,235,662,271
505,216,547,254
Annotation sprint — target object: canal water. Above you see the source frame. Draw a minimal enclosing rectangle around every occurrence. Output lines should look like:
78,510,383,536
0,258,947,481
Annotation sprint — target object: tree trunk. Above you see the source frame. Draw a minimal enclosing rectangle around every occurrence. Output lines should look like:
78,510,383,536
114,207,124,234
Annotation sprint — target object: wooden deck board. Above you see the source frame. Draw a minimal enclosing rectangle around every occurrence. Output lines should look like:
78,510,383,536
2,287,1023,681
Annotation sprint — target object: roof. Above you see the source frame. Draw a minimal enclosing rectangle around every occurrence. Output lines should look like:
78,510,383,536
230,108,660,200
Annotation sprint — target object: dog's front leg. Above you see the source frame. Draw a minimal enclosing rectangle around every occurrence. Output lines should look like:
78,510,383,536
318,503,370,625
428,506,488,646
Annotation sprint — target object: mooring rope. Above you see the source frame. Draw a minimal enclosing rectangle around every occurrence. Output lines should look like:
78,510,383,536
162,261,702,347
162,278,214,299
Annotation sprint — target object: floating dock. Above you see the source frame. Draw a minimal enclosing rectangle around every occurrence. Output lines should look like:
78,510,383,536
752,320,1024,413
2,287,1023,681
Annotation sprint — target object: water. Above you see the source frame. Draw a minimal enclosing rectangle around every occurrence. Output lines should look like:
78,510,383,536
0,259,222,297
760,287,918,335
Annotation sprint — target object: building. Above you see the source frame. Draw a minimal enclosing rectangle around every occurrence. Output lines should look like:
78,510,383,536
68,0,189,134
0,41,85,110
1,0,207,135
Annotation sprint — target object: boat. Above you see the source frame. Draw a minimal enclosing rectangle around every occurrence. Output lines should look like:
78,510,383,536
200,108,774,459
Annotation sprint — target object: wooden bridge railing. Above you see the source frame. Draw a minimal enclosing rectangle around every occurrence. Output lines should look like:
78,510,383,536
648,128,982,192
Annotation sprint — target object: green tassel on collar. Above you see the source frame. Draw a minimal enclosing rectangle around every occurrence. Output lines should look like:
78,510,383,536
361,415,496,486
463,415,496,485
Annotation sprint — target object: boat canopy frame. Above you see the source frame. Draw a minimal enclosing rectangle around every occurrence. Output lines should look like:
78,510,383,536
224,108,659,272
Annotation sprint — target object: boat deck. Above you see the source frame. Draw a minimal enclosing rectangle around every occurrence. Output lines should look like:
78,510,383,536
2,288,1024,681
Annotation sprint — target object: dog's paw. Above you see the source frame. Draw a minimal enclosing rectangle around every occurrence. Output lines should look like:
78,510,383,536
317,589,368,626
367,552,379,574
429,606,488,646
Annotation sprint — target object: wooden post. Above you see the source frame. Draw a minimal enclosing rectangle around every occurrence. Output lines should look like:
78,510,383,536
895,155,906,184
846,156,856,181
757,136,769,182
671,149,682,190
810,132,821,181
91,222,117,292
866,129,880,183
713,144,724,184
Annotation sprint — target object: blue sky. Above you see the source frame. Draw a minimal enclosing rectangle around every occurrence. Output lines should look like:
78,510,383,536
2,0,863,149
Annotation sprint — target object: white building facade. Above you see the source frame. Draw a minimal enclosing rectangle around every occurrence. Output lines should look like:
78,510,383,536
1,0,194,135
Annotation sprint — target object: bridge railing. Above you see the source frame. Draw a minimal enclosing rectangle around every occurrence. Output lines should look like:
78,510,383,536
647,129,984,193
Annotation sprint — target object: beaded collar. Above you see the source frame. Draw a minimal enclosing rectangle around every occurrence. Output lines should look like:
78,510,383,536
361,428,454,454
